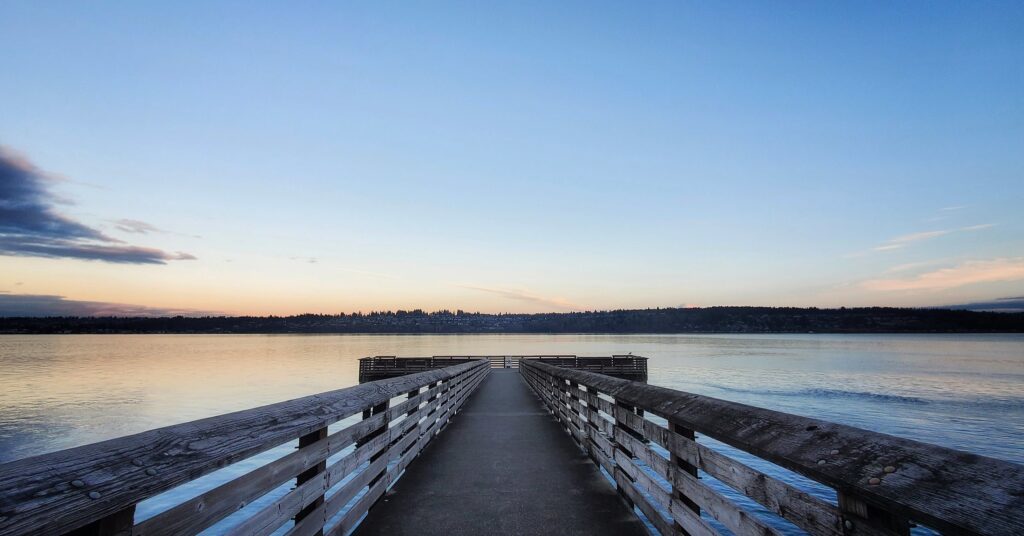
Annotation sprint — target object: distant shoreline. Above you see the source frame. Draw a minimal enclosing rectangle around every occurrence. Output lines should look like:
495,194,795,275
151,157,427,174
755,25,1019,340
2,306,1022,334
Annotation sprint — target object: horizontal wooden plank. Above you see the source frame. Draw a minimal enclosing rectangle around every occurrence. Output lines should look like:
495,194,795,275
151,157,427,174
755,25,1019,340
615,431,783,536
286,365,483,536
224,375,473,536
323,369,482,536
614,452,717,536
611,404,843,536
225,429,391,536
0,360,486,536
133,411,391,536
523,360,1024,536
693,436,844,536
613,465,682,536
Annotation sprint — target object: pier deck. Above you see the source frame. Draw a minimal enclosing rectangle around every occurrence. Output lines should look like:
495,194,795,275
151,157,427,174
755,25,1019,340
355,370,647,535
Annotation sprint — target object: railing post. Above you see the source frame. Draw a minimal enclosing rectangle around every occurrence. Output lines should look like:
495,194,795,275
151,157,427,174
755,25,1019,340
671,422,700,533
838,491,910,536
579,384,602,464
406,388,420,417
613,399,641,508
357,400,390,488
424,381,439,417
294,426,328,535
65,506,136,536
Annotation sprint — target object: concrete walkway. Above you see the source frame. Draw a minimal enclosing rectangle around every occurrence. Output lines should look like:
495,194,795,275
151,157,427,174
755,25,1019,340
354,370,648,536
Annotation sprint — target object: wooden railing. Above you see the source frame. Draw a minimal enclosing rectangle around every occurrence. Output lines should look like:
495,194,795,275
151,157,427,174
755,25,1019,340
521,359,1024,536
359,355,647,382
357,356,480,382
0,359,489,536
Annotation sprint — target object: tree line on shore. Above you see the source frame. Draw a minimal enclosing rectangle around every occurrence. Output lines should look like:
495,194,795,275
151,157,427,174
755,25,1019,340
1,306,1022,334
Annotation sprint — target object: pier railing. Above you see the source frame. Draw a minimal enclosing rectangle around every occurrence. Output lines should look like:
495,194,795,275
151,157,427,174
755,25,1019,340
359,354,647,382
0,359,489,536
521,359,1024,536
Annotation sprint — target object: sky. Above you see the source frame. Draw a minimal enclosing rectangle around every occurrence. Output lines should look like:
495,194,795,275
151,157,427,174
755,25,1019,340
1,1,1022,316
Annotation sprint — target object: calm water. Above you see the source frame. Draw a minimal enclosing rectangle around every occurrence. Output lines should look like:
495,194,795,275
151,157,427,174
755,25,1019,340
1,334,1022,533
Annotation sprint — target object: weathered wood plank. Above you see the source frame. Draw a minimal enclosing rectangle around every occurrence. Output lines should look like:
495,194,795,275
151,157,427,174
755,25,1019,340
610,405,843,536
613,465,682,536
616,433,783,536
614,451,718,536
522,360,1024,536
178,367,483,536
321,369,482,536
0,360,487,536
225,382,467,536
226,431,391,536
133,382,460,536
286,365,485,536
694,436,843,536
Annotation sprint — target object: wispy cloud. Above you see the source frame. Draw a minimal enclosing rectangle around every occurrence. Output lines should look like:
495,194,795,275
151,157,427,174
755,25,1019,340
884,259,950,274
940,205,966,212
461,285,579,311
871,224,996,252
0,146,196,264
959,223,996,232
0,293,216,317
113,219,162,234
863,258,1024,292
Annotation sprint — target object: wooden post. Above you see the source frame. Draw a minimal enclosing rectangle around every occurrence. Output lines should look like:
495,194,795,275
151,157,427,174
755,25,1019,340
294,427,328,535
406,388,420,417
65,506,136,536
357,401,389,488
838,491,910,536
671,422,700,534
425,381,439,417
614,400,639,508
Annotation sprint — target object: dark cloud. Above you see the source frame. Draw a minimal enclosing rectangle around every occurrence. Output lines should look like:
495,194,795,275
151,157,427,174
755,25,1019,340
942,297,1024,313
0,293,215,317
0,236,195,264
0,147,195,264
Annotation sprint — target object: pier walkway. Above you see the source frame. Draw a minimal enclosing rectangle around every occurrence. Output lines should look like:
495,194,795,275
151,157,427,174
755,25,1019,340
355,370,647,535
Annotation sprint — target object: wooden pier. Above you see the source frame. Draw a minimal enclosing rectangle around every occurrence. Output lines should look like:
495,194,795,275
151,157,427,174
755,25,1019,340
0,356,1022,536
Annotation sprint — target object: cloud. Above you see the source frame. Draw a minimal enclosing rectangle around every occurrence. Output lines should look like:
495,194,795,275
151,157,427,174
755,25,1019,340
940,205,966,211
461,285,579,311
0,293,216,317
863,258,1024,292
871,224,996,252
941,296,1024,312
959,223,996,232
113,218,162,234
884,259,949,274
0,146,195,264
0,236,195,264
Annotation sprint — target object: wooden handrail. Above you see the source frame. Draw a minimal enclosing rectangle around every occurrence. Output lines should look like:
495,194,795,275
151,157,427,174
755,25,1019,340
0,359,489,536
521,359,1024,536
359,355,647,382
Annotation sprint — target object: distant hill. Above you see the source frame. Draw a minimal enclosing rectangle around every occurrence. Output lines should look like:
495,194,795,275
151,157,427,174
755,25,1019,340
1,306,1022,334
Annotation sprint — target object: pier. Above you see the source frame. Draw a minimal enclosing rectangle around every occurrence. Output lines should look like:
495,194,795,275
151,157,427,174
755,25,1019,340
0,356,1022,536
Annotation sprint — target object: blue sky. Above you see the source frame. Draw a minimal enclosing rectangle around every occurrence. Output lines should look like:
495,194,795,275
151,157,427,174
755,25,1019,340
1,1,1022,315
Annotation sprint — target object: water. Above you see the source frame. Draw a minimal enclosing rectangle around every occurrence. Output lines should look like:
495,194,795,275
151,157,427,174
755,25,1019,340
1,333,1022,533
